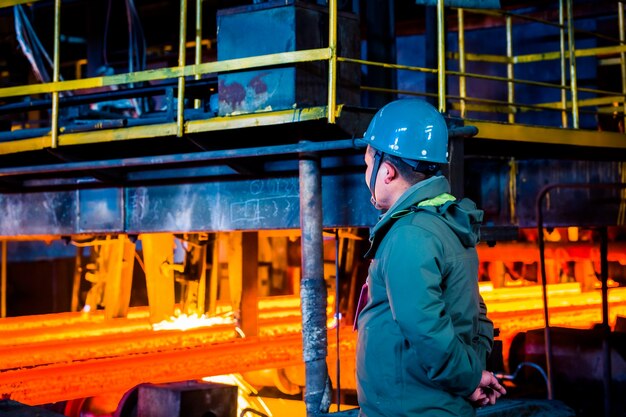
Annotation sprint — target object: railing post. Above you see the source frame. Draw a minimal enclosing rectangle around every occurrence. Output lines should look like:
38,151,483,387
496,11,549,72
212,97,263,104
619,2,626,132
566,0,579,128
327,0,337,123
177,0,188,137
457,8,466,118
194,0,203,110
559,0,568,127
506,14,514,123
437,0,446,113
51,0,61,148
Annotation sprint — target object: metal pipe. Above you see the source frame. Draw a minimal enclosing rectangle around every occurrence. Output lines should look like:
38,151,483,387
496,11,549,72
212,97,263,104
599,227,612,417
0,139,362,178
566,0,579,128
617,1,626,131
334,229,341,412
0,78,215,115
600,227,610,329
506,15,514,123
194,0,202,110
51,0,61,148
536,193,554,400
299,142,331,416
457,9,467,118
1,241,6,318
437,0,446,113
177,0,188,137
559,0,568,127
327,0,337,123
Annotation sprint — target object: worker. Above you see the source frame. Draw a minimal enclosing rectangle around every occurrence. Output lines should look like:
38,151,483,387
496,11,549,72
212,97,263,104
354,98,506,417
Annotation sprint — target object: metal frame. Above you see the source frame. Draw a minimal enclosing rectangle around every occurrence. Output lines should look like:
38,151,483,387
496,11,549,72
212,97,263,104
536,182,626,410
1,1,626,156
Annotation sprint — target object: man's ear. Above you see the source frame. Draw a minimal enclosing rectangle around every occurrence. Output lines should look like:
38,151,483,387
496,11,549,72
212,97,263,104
381,161,397,184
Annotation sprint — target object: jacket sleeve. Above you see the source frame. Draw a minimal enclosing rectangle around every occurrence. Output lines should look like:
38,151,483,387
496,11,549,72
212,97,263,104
382,225,483,397
477,295,494,369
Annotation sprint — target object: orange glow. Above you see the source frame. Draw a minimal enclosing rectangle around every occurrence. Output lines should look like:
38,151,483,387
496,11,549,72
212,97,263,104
481,283,626,371
3,233,626,409
152,312,235,331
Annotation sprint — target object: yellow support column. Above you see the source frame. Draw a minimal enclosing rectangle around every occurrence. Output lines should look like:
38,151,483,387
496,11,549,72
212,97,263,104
103,235,137,319
457,8,466,118
140,233,176,323
207,233,221,315
617,1,626,130
437,0,446,113
559,0,569,127
566,0,579,128
177,0,188,137
51,0,61,148
228,232,243,320
194,0,203,109
506,15,514,123
327,0,337,123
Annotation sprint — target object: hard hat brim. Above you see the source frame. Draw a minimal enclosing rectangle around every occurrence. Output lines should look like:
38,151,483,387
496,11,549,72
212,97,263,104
353,138,368,149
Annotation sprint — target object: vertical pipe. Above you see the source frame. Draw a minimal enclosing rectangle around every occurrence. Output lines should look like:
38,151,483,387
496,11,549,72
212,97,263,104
437,0,446,113
506,15,514,124
600,228,610,328
536,192,554,400
71,247,84,312
1,241,6,318
559,0,568,128
51,0,61,148
327,0,337,123
194,0,203,109
457,9,466,118
240,232,259,337
208,234,220,315
334,229,341,412
566,0,579,128
599,227,612,417
177,0,188,137
617,1,626,132
299,142,331,417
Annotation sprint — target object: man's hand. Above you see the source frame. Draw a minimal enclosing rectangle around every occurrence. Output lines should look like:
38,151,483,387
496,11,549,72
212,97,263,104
468,371,507,407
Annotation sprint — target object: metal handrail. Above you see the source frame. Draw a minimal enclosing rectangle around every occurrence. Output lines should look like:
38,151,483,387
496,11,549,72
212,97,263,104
1,1,626,140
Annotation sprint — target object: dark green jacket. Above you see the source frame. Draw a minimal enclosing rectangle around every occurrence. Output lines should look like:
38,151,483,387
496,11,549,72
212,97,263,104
356,175,494,417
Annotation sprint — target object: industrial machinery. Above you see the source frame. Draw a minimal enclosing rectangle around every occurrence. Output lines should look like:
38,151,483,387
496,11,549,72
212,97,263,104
1,1,626,416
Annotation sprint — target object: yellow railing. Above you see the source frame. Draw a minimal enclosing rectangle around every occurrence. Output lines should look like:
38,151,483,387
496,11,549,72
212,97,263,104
347,0,626,131
0,0,342,148
1,0,625,151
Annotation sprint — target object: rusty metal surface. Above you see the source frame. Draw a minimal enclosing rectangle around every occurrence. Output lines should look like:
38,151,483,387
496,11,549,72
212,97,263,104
0,171,377,237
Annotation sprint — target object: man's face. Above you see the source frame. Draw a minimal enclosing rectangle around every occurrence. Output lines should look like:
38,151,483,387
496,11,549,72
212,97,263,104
364,145,375,190
364,146,387,210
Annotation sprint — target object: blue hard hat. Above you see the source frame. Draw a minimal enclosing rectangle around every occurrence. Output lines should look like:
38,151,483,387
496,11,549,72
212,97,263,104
357,99,449,164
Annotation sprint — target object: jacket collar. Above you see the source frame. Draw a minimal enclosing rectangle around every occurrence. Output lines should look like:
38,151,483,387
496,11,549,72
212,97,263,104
365,175,451,258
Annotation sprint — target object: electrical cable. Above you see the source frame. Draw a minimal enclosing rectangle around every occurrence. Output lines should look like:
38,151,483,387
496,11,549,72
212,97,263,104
103,0,112,66
14,5,49,83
